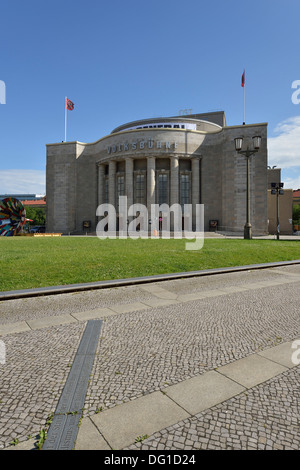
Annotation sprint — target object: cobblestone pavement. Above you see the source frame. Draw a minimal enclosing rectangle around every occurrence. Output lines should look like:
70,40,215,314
0,264,299,450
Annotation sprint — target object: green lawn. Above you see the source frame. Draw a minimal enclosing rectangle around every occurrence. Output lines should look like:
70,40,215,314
1,236,300,292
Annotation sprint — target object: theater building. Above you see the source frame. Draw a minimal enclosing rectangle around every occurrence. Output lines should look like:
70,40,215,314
46,111,268,235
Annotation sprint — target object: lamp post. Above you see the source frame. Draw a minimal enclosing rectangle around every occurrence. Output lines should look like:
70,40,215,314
234,135,261,239
271,182,284,240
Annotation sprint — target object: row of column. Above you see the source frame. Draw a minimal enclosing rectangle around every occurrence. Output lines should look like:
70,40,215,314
98,156,200,211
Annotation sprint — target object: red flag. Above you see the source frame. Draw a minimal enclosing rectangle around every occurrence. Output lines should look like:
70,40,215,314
241,70,245,88
66,98,74,110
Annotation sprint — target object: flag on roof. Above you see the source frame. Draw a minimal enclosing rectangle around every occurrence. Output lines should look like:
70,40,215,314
66,98,74,110
241,70,245,88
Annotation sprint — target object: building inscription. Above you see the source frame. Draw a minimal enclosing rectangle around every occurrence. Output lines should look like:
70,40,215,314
107,140,178,154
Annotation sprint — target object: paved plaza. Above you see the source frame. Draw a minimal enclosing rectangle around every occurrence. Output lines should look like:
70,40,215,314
0,263,299,450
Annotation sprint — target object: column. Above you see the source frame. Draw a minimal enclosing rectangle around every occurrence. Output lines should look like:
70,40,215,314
124,157,134,232
125,157,134,208
170,156,179,206
147,156,156,232
147,156,156,209
97,164,105,207
170,156,179,232
192,157,200,230
108,160,116,208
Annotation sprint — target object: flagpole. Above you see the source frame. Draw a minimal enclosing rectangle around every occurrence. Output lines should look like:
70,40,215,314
242,70,245,125
64,97,67,142
243,82,245,125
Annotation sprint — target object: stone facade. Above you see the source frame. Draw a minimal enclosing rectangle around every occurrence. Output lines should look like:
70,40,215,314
46,111,268,235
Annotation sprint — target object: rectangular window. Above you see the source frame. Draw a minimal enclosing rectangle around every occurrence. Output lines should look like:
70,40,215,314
135,173,146,205
117,174,125,211
117,175,125,195
158,173,168,205
180,173,190,210
104,177,109,203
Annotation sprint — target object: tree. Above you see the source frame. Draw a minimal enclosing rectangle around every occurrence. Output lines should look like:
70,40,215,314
292,204,300,225
25,207,46,226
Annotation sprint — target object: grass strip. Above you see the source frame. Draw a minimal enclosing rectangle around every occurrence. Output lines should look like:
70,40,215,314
1,237,300,291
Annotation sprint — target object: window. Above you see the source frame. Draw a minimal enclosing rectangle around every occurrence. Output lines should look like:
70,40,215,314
158,173,168,205
180,173,190,210
104,177,109,203
117,175,125,195
117,174,125,211
135,173,146,205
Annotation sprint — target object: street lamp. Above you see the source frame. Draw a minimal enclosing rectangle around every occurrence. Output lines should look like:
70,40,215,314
271,182,284,240
234,135,261,239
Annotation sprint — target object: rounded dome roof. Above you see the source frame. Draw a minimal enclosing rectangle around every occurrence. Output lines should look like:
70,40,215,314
111,115,223,134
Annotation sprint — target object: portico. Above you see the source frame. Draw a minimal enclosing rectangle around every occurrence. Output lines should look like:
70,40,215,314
96,153,200,231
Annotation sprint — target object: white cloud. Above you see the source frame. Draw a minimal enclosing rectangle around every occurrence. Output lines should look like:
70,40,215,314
268,116,300,169
281,171,300,191
0,169,45,195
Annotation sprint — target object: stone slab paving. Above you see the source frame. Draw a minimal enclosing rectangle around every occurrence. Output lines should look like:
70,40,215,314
90,391,190,450
0,264,299,450
126,367,300,451
76,350,299,451
258,341,300,368
216,354,287,389
163,371,245,415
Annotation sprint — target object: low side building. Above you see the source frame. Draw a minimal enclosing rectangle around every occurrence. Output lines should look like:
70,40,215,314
293,189,300,207
267,168,293,235
267,189,293,235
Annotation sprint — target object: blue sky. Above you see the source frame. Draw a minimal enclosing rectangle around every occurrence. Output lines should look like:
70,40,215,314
1,0,300,194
